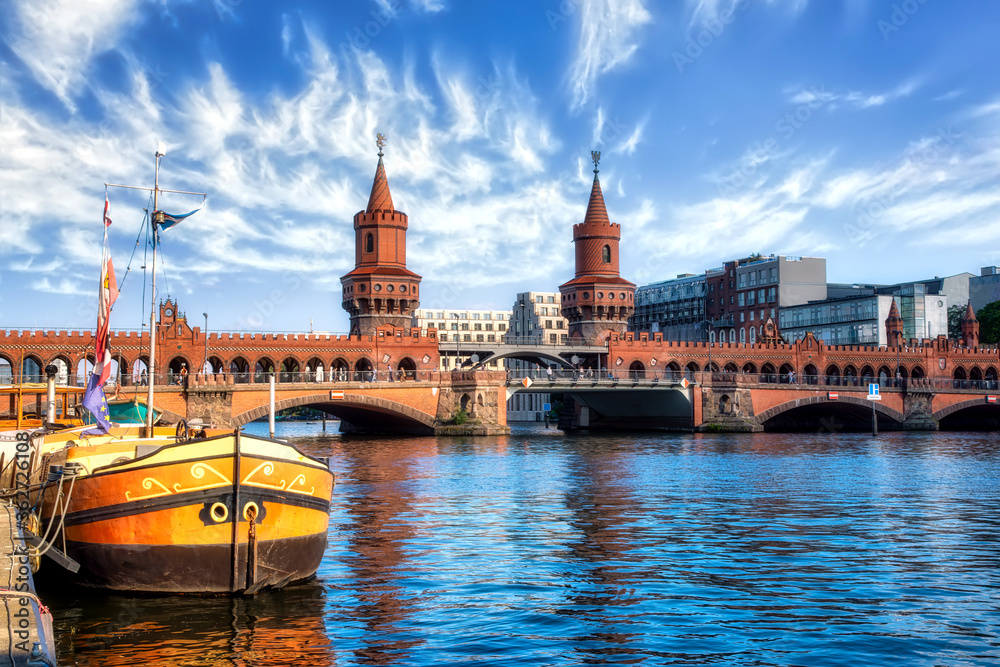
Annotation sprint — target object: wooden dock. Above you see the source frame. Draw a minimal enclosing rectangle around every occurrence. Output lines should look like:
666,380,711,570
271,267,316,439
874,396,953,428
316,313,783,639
0,503,56,667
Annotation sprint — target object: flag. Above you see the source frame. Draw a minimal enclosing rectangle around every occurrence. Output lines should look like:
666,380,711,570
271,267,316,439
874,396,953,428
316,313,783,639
156,207,201,232
81,372,113,434
83,192,119,433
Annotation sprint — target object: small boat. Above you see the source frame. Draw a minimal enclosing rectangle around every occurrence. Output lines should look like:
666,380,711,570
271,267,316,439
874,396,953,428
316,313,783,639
31,424,333,593
23,146,335,594
106,396,162,425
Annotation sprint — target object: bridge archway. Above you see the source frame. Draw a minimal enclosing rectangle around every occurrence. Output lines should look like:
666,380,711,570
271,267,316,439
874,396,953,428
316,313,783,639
471,350,573,370
803,364,819,385
742,362,757,374
935,399,1000,431
0,355,13,383
280,356,301,383
397,357,417,380
229,356,250,383
756,396,906,432
234,393,436,434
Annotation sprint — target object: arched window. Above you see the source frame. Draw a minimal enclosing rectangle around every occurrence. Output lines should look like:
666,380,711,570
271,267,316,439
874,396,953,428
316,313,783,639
740,328,746,344
602,245,611,263
366,233,374,253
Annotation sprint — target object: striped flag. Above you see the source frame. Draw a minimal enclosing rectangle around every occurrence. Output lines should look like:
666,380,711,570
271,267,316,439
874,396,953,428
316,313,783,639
83,191,119,433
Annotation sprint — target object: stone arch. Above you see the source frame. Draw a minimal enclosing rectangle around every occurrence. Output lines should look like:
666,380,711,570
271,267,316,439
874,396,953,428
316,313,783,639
75,356,94,385
756,395,906,430
48,355,71,385
132,356,150,385
472,350,572,370
629,360,645,379
330,357,351,382
684,361,700,382
953,366,967,380
843,365,858,386
305,357,325,382
235,393,436,434
228,356,250,383
19,354,43,383
759,362,776,383
718,394,731,414
934,398,1000,422
254,357,275,383
910,365,925,380
279,356,301,383
986,366,998,389
969,366,983,382
167,356,190,385
877,365,891,384
397,356,417,380
825,364,840,385
803,364,819,385
0,355,13,383
778,363,795,383
742,361,757,374
205,355,226,374
355,357,374,379
724,362,739,373
860,365,875,383
460,393,471,413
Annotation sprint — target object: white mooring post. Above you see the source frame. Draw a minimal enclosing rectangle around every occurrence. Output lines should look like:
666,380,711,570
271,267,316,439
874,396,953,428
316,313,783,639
268,373,276,438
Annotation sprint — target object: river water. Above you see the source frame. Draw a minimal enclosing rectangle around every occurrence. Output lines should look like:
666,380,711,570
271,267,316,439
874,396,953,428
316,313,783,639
44,424,999,666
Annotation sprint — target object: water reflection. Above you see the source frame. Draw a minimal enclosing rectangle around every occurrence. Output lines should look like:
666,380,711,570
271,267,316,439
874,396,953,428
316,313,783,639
50,582,331,666
334,437,432,664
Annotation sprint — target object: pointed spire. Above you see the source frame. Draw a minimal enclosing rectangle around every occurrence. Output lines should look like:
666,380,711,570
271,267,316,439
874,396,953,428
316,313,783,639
366,133,394,214
963,301,977,322
887,297,900,320
584,151,610,226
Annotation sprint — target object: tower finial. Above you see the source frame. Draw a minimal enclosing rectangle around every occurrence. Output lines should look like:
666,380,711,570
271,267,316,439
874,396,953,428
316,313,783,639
591,150,601,175
376,132,387,157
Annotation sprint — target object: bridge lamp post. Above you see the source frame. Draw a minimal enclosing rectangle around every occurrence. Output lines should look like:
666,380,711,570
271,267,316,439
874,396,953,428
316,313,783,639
203,312,208,374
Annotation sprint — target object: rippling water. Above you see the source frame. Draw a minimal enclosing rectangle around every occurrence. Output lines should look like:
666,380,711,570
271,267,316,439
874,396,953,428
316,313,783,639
45,424,1000,666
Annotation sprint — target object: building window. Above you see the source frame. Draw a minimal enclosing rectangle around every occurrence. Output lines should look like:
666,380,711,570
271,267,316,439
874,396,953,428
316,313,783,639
740,312,745,323
476,334,484,342
768,288,776,303
770,267,778,283
463,334,471,342
462,323,469,330
439,334,448,341
488,335,495,342
750,311,755,321
547,296,554,303
740,328,746,343
601,245,611,263
451,323,459,330
749,327,756,344
759,289,765,302
550,334,557,343
365,233,374,253
499,324,506,331
738,293,745,307
486,323,493,331
545,320,552,329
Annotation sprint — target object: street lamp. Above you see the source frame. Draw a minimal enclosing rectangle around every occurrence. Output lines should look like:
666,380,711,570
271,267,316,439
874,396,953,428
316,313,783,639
203,312,208,374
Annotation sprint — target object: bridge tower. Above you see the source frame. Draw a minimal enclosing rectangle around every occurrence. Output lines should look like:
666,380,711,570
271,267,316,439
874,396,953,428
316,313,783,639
961,302,979,347
885,298,904,346
341,135,422,335
559,152,635,342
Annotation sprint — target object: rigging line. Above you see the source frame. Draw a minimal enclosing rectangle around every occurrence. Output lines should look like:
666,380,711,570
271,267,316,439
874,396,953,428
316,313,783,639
115,207,150,297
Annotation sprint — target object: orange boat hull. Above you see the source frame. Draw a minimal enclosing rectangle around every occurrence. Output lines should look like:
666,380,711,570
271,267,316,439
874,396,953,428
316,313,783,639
39,432,334,593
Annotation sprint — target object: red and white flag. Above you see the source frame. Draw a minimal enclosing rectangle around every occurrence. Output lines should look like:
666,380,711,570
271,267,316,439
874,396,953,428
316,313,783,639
93,191,119,387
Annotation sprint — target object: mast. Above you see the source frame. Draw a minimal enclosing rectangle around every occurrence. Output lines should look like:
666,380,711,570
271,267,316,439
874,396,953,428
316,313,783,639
144,144,164,436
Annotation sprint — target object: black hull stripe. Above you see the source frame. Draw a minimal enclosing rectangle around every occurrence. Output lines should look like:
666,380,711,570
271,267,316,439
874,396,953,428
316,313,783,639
64,485,331,526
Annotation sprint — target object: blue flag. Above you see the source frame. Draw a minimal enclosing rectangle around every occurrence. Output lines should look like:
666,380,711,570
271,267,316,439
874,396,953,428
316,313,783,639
81,372,112,434
157,207,201,232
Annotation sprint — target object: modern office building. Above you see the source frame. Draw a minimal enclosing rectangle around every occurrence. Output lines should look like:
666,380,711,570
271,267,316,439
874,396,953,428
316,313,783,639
411,308,511,370
970,267,1000,312
707,255,827,345
629,273,708,340
507,291,567,422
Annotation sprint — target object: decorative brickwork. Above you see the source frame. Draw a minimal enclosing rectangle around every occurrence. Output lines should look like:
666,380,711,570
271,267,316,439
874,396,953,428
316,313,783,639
559,156,635,342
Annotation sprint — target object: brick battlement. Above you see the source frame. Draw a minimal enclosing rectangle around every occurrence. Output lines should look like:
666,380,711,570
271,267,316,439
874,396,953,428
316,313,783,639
572,221,620,239
354,209,408,228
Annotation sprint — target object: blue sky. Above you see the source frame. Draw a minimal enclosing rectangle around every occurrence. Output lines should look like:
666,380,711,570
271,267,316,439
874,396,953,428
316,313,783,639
2,0,999,334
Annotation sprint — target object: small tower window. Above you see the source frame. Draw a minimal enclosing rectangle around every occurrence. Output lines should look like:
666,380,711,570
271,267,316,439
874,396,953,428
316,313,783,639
366,233,374,253
602,245,611,263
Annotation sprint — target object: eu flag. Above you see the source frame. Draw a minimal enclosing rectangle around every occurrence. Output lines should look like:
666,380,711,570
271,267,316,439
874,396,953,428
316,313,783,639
81,373,112,434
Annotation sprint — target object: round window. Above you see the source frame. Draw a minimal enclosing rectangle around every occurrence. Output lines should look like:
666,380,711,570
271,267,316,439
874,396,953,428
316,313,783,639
597,292,604,299
937,300,944,307
583,292,590,299
620,292,626,300
359,284,366,292
399,285,407,293
373,284,382,292
608,292,615,300
386,284,395,292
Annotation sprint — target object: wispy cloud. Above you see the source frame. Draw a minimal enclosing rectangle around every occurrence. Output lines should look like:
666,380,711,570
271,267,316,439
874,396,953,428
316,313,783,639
569,0,651,109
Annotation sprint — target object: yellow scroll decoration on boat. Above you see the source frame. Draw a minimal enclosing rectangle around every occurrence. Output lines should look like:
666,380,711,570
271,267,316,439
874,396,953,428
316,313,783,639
242,462,315,495
174,462,231,493
125,477,172,501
